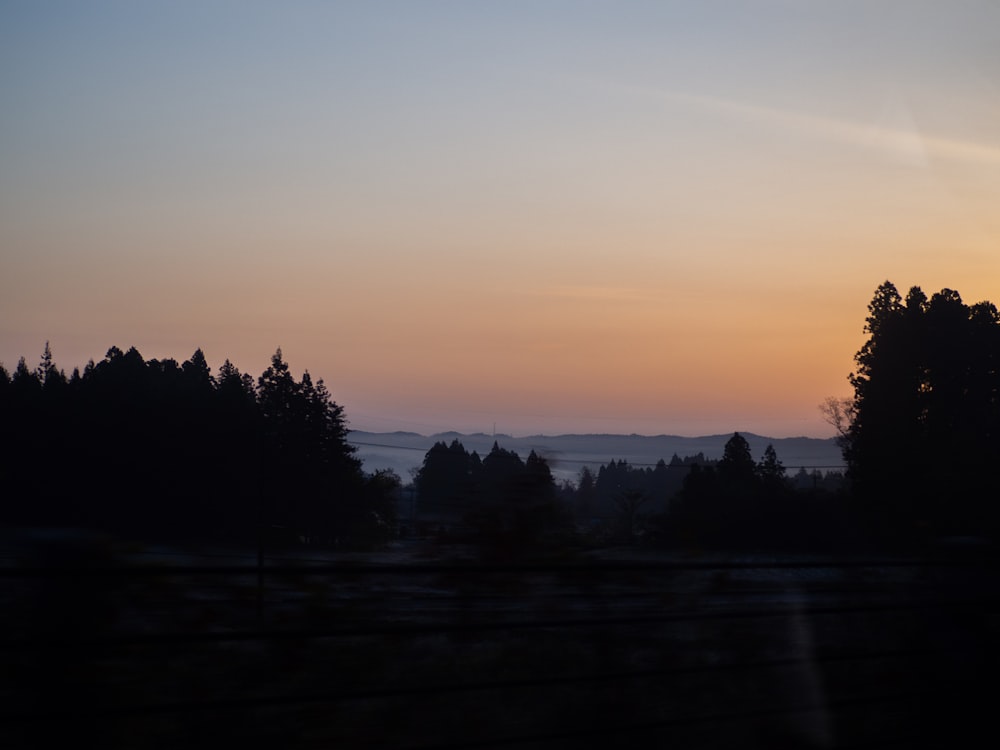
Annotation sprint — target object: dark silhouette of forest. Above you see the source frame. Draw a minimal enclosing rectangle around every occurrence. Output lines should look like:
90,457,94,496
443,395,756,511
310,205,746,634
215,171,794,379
0,345,397,548
411,439,570,553
412,433,848,553
845,282,1000,545
2,280,999,552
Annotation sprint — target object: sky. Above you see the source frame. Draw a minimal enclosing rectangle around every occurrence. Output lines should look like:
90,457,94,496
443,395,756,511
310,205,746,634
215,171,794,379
2,1,999,438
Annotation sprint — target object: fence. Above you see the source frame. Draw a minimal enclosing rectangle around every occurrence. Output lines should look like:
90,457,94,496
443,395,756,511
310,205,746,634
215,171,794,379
2,537,998,749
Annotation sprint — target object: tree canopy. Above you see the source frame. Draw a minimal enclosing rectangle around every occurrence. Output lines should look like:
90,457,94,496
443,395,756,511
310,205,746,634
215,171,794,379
413,439,567,552
663,433,805,549
0,344,394,548
846,281,1000,541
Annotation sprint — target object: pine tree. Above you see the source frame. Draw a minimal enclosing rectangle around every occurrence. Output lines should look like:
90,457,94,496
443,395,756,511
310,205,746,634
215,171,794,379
757,444,785,487
718,433,755,484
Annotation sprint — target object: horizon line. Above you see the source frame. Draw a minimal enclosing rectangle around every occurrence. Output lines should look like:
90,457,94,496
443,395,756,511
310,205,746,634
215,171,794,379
347,427,838,441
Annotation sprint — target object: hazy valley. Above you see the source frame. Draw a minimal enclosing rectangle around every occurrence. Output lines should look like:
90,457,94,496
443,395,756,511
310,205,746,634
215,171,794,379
349,430,844,484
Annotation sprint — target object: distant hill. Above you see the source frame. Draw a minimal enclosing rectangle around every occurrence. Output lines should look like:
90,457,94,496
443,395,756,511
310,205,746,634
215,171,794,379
348,430,844,484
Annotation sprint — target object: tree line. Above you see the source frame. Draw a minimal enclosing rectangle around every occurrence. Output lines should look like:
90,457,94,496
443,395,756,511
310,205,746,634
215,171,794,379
412,439,569,552
0,345,397,548
4,279,998,552
412,433,848,551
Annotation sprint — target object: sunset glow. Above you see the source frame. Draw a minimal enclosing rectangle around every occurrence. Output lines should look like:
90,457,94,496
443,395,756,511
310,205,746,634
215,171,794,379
2,1,998,437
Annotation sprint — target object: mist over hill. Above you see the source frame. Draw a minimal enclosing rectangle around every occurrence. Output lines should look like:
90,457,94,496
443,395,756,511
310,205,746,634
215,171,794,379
348,431,844,484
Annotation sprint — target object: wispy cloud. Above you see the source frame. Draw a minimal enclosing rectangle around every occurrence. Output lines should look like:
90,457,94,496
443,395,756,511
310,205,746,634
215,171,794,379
667,91,1000,168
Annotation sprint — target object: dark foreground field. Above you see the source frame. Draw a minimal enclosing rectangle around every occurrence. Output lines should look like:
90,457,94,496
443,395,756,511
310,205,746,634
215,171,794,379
2,535,998,749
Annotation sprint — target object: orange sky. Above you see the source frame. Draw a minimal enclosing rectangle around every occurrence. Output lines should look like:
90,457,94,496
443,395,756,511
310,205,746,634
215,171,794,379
2,2,998,437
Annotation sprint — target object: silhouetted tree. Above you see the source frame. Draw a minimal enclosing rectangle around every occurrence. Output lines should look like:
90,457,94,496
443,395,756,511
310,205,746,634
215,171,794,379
757,444,786,488
181,347,214,393
819,396,855,452
846,281,1000,542
574,466,597,524
12,357,39,393
257,348,360,543
718,432,755,485
212,358,261,538
35,341,67,390
414,439,477,514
